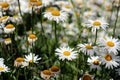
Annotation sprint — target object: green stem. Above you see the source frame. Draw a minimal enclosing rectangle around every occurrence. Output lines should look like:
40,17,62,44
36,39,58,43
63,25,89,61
54,21,57,45
113,6,120,37
94,30,98,45
31,6,34,33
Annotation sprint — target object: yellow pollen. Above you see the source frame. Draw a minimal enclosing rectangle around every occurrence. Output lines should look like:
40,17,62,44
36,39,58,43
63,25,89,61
85,45,93,49
0,16,8,21
51,10,60,16
16,57,24,62
105,54,112,61
63,51,70,56
61,38,66,43
93,21,101,26
51,66,59,72
0,67,5,71
46,7,55,12
1,2,9,8
43,70,51,75
29,60,33,63
93,60,100,65
83,75,92,80
107,41,115,47
5,38,11,41
65,5,70,9
29,34,37,39
6,24,14,29
29,0,37,2
37,1,42,6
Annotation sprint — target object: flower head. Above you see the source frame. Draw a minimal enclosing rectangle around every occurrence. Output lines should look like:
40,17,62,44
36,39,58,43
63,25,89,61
55,46,77,61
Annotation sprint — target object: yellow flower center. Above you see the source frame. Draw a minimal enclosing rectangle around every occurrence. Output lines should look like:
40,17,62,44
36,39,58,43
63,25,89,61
0,67,5,71
65,5,70,9
78,2,83,6
29,60,33,63
0,16,8,21
5,38,11,41
16,57,24,62
93,60,100,65
46,7,55,12
61,38,66,43
87,13,92,17
105,5,111,10
85,45,93,49
51,10,60,16
29,0,37,2
63,51,70,56
1,2,9,8
105,54,112,61
29,34,37,39
76,12,80,17
107,41,115,47
51,66,59,72
6,24,14,29
83,75,92,80
93,21,101,26
13,15,18,18
43,70,51,75
37,1,42,6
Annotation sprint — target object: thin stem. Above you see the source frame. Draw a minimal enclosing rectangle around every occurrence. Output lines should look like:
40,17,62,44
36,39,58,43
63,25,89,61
54,21,57,45
94,30,98,45
113,6,120,37
31,6,34,33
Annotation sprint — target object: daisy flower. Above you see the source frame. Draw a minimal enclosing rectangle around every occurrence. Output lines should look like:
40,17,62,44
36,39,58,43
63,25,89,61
86,18,109,32
55,46,78,61
44,9,68,23
4,24,15,34
98,36,120,55
0,1,9,11
0,64,9,73
40,69,51,80
4,38,12,45
100,52,120,69
87,56,101,70
24,53,41,63
79,72,94,80
78,43,95,56
28,34,37,43
14,57,25,67
0,58,4,64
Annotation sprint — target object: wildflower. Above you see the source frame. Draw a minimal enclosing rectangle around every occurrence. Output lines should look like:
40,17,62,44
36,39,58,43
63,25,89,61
34,1,43,9
0,16,9,23
0,2,9,11
86,18,109,32
61,4,72,13
24,53,41,63
4,38,12,45
79,72,94,80
55,46,77,61
0,58,4,64
49,66,60,77
78,43,95,56
98,36,120,55
21,61,29,68
40,70,51,80
44,9,68,23
14,57,24,67
29,0,37,6
100,52,120,69
4,24,15,34
28,34,37,43
87,56,101,70
0,64,9,73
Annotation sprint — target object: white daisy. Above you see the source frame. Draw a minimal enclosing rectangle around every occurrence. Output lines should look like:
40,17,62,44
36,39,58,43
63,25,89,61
4,24,15,34
98,36,120,55
87,56,101,70
24,53,41,63
55,46,78,61
0,64,9,73
100,52,120,69
28,34,37,43
86,18,109,32
44,10,68,23
0,58,4,64
78,43,95,56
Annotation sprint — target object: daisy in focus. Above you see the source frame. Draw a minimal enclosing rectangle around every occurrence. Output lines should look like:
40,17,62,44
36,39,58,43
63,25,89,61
85,18,109,32
24,53,41,63
44,9,68,23
0,64,9,73
87,56,101,70
78,43,95,56
98,36,120,55
100,51,120,69
55,46,78,61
